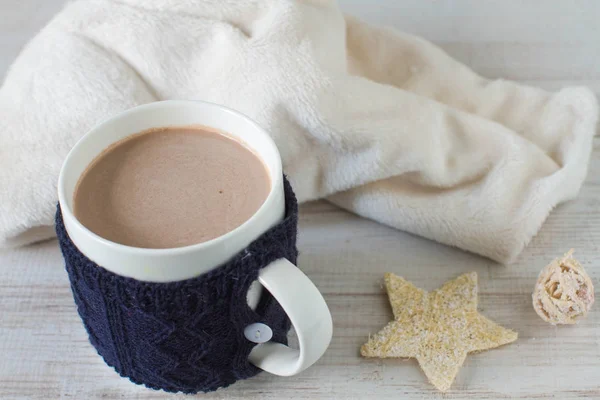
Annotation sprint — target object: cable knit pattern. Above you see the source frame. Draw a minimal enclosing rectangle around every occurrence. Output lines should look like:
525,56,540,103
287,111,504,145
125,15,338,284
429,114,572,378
56,177,297,394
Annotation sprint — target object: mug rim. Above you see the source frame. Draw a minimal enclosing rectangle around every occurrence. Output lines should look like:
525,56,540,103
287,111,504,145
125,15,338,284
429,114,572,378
57,100,284,257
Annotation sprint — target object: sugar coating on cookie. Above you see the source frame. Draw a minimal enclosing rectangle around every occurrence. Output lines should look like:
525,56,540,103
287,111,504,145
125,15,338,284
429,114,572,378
361,272,517,392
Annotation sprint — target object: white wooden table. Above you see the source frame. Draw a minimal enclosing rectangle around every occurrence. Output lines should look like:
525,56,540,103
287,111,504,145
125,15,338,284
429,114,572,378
1,1,599,399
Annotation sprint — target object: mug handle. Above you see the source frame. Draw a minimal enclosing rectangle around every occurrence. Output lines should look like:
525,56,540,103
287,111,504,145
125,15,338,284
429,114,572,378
248,258,333,376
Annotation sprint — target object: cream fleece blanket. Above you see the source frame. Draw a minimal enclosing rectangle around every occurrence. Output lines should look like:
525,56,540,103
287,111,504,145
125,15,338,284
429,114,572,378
1,0,597,263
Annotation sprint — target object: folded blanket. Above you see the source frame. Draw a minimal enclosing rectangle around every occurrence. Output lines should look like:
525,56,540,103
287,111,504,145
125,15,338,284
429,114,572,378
1,0,597,263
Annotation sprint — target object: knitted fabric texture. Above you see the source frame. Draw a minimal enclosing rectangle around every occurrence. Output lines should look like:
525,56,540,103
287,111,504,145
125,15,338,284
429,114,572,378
56,178,298,394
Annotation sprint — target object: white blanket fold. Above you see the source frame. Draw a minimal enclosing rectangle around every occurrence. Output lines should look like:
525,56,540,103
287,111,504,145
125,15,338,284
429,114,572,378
1,0,597,263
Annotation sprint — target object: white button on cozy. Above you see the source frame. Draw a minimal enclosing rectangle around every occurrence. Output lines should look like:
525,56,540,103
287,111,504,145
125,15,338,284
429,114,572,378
244,323,273,344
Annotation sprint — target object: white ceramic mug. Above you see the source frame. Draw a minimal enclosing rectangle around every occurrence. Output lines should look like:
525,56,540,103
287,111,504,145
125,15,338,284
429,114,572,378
57,100,333,377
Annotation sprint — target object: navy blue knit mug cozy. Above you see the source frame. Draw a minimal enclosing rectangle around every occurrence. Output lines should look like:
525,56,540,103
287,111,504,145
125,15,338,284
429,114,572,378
55,101,333,394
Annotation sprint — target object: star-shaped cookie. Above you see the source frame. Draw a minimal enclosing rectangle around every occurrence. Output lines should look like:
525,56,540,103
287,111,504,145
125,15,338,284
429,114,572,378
361,272,517,392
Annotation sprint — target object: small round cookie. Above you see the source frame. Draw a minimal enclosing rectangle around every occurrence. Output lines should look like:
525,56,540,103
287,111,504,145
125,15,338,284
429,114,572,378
533,250,594,325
